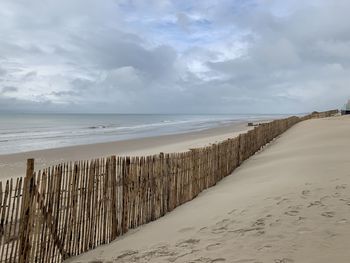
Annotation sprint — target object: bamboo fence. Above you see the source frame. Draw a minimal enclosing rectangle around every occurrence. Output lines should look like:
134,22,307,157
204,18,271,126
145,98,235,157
0,110,338,262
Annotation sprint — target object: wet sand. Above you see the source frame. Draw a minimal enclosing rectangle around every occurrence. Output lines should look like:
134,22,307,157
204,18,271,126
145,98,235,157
0,122,253,180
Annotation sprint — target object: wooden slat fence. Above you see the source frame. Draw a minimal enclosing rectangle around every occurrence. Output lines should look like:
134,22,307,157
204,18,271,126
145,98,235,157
0,110,338,262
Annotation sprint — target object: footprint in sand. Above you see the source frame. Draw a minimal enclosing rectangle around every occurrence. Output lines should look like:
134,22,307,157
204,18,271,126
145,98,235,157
239,209,247,215
228,209,237,215
230,226,264,236
255,230,265,236
307,200,324,208
199,226,208,233
276,198,289,205
232,259,258,263
292,216,307,226
274,259,294,263
210,219,235,233
321,211,335,218
325,230,338,238
209,259,226,263
190,257,226,263
301,190,311,197
167,250,197,262
141,244,181,260
285,210,299,216
257,245,272,251
339,198,350,206
176,238,200,248
336,219,348,224
336,184,347,190
216,218,230,225
211,226,228,234
115,250,139,260
252,218,265,227
332,192,341,198
206,243,222,251
179,226,195,233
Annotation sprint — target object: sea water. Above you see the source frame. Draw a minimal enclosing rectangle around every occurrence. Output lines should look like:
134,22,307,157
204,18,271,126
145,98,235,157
0,113,283,154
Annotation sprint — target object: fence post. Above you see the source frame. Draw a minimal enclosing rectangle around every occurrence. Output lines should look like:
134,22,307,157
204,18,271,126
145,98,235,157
110,156,118,240
159,152,166,216
121,157,130,234
19,158,35,263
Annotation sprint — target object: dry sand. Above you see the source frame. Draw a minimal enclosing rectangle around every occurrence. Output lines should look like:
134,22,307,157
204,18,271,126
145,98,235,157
66,115,350,263
0,122,252,180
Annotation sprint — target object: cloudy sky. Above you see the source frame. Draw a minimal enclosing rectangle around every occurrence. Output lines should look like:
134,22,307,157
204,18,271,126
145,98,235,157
0,0,349,114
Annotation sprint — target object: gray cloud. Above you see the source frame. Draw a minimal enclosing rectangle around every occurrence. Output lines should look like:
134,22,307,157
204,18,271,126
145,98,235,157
1,86,18,94
0,67,6,76
0,0,349,113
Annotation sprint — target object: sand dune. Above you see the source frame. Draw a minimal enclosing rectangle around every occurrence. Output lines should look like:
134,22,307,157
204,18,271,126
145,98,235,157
66,115,350,263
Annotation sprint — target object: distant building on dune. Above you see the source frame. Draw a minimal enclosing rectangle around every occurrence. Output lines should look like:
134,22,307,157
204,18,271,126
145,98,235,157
341,99,350,115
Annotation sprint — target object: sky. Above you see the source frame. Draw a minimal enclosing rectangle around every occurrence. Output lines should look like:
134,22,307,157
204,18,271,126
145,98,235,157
0,0,349,114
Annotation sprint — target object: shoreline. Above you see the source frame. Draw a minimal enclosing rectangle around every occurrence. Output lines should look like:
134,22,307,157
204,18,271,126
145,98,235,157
0,120,259,179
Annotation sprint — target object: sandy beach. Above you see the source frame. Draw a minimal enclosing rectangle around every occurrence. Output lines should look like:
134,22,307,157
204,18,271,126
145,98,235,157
0,121,254,180
2,2,349,262
65,115,350,263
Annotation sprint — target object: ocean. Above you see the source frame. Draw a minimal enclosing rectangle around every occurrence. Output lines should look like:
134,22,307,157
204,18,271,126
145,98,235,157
0,113,283,154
